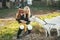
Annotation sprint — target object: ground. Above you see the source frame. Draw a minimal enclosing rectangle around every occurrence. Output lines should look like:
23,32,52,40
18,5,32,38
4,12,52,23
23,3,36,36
0,19,59,40
0,8,60,40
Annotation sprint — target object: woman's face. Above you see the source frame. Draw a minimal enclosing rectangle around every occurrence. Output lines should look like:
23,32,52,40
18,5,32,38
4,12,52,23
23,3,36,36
24,9,29,14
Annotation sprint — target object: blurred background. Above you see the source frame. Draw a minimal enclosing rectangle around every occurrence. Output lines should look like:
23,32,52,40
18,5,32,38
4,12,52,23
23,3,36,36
0,0,60,18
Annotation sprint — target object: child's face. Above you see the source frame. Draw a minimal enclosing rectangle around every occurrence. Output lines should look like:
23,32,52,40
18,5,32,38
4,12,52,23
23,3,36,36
19,10,24,14
19,8,29,15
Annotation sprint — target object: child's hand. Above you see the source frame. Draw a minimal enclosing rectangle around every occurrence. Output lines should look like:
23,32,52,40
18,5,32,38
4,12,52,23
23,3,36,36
20,20,27,24
23,21,27,24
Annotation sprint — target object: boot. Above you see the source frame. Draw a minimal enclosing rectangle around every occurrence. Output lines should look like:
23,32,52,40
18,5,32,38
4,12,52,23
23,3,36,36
28,30,31,34
17,28,23,39
23,30,32,37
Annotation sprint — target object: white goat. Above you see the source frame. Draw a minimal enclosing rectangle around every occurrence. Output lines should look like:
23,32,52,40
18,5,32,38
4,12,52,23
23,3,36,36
29,16,60,37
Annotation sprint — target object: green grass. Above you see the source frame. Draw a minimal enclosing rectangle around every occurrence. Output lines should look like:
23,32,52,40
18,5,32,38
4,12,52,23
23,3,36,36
30,5,52,10
0,8,17,18
0,6,57,18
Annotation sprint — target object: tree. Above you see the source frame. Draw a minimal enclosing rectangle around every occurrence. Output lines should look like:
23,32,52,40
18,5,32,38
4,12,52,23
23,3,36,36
2,0,6,8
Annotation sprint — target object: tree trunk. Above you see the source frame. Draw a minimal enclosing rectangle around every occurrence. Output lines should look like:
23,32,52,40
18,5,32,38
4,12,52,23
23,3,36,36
2,0,6,8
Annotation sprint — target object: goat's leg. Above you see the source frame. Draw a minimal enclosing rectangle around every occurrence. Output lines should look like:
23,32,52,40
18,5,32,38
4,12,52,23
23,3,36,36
45,30,48,37
45,30,47,37
44,29,50,37
47,30,51,37
57,29,60,36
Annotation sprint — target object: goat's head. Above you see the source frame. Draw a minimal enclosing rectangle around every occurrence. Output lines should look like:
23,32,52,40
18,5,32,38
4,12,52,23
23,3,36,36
29,16,36,22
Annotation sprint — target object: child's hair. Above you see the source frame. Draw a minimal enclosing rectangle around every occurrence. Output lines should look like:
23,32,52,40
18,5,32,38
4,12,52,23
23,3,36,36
16,6,31,19
16,8,24,19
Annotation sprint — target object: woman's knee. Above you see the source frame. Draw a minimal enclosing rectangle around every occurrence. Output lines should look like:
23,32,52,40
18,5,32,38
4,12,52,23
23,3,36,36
27,25,33,30
19,25,24,30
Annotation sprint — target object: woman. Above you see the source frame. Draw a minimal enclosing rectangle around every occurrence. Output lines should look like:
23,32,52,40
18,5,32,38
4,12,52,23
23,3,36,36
16,6,32,39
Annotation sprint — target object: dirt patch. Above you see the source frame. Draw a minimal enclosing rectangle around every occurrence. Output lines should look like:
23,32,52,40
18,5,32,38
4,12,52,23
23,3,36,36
12,32,58,40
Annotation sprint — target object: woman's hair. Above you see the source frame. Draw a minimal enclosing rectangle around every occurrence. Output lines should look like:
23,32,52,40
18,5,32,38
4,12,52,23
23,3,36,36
24,6,31,18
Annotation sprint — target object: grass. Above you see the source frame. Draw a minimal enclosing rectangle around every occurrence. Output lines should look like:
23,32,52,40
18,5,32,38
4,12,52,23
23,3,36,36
0,5,54,14
0,12,60,40
0,19,42,40
0,20,19,40
30,5,56,10
0,8,17,18
0,5,58,18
